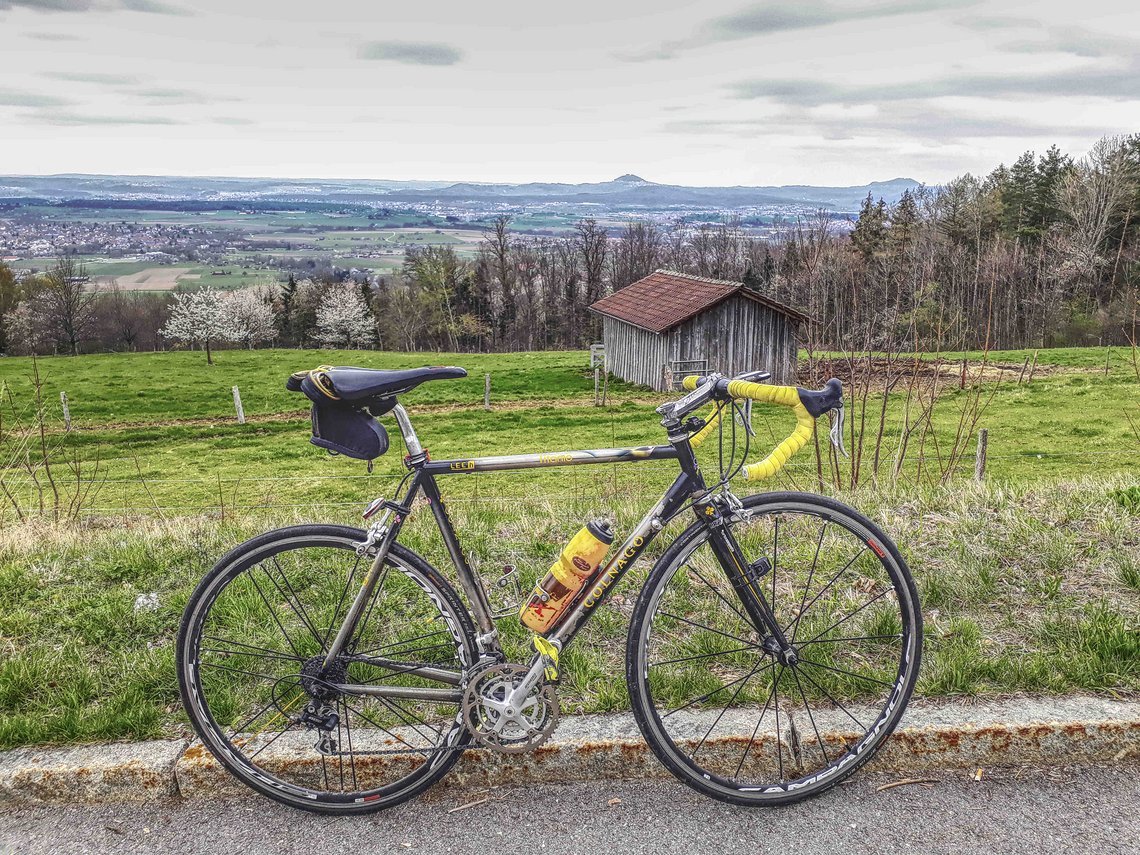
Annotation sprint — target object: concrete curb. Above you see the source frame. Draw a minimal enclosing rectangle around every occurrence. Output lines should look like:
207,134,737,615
2,696,1138,805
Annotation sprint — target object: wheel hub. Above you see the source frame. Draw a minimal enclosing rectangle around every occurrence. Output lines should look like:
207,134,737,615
300,656,348,701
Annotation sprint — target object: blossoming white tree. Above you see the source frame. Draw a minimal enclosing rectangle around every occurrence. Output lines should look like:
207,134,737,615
160,288,238,364
314,284,376,349
225,286,278,349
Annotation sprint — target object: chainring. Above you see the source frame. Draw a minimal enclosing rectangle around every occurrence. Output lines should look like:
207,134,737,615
461,663,559,754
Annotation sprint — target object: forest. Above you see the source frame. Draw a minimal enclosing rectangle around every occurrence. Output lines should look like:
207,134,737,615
2,134,1137,358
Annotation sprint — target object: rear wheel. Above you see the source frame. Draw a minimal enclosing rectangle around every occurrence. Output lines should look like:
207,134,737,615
627,493,921,805
177,525,476,814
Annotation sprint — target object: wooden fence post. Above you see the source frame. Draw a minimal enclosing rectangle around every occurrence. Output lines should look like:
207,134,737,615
484,373,491,411
594,367,600,406
60,391,71,432
601,369,609,406
232,386,245,424
974,428,988,481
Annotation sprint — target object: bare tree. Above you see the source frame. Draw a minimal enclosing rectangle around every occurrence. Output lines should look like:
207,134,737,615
37,256,99,355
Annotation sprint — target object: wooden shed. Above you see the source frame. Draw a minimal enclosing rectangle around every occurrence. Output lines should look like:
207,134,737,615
589,270,807,391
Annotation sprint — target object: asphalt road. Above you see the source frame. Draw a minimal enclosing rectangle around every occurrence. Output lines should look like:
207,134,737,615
1,765,1136,855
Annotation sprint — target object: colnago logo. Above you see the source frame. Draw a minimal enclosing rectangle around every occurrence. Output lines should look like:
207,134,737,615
584,535,644,607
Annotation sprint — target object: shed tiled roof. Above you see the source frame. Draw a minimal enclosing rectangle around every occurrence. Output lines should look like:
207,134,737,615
588,270,808,334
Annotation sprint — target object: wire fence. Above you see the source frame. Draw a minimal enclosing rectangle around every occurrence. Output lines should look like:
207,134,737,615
2,442,1135,522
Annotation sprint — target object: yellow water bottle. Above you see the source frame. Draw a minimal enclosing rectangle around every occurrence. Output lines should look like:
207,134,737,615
519,520,614,634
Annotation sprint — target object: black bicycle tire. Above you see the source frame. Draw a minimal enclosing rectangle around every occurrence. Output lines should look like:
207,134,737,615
626,492,922,806
177,524,477,815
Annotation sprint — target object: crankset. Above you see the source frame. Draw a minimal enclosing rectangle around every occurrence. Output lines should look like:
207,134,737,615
461,662,559,754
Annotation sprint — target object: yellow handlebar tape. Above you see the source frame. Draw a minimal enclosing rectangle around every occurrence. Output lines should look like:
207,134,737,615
679,376,816,481
726,379,815,481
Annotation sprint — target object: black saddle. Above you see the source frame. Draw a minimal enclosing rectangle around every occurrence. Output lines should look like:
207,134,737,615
287,365,468,402
286,365,467,461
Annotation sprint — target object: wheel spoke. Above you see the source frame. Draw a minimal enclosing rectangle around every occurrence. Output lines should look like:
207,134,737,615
687,565,751,628
324,553,362,648
773,665,784,781
790,668,829,766
797,657,895,689
658,611,756,647
247,570,302,658
796,665,867,731
734,661,778,778
649,644,758,668
789,523,827,644
201,636,303,663
691,661,764,760
663,667,764,718
340,697,358,790
800,587,892,645
341,699,432,757
771,515,779,613
796,633,903,647
783,546,867,638
263,557,324,647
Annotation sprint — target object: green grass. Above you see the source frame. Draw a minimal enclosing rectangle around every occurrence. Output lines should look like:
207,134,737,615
0,476,1135,749
0,345,1134,516
0,345,1136,748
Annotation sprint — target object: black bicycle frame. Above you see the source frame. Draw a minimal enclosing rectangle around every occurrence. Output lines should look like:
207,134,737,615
327,402,790,700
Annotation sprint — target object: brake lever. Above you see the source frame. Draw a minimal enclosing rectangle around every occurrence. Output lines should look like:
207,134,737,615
829,405,849,458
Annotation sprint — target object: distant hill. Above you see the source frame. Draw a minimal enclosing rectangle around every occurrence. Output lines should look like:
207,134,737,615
0,173,922,212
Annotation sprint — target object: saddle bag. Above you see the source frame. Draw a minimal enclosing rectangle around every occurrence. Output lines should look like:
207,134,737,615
309,400,389,461
288,369,392,461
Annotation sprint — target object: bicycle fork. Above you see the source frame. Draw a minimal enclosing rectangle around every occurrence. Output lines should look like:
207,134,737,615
697,495,798,665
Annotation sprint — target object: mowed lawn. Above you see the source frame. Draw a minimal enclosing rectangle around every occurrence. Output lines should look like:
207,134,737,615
0,346,1135,517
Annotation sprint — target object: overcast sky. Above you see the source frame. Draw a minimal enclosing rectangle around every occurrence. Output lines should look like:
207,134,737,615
1,0,1138,186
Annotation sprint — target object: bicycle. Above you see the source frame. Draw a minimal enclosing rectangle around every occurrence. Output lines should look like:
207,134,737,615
177,364,922,813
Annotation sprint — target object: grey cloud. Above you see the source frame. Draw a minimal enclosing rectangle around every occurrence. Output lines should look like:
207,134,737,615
1000,26,1136,60
0,0,191,12
730,65,1140,105
955,16,1038,31
358,40,464,66
0,1,96,10
119,0,192,16
24,108,183,125
42,71,144,85
621,0,979,61
663,106,1106,143
24,30,83,39
214,117,255,126
132,87,239,105
0,87,74,107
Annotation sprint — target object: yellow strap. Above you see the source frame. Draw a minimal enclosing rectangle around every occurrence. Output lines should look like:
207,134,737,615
533,636,560,681
308,365,340,400
724,379,815,481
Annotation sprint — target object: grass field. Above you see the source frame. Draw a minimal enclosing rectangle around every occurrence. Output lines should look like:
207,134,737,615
0,346,1135,749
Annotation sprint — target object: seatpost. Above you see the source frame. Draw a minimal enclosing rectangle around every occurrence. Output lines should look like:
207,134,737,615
391,404,425,460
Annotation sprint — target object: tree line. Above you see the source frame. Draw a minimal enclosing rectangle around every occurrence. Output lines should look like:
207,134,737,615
2,134,1136,359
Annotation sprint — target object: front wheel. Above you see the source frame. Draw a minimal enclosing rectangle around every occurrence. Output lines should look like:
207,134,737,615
627,492,922,806
177,524,477,814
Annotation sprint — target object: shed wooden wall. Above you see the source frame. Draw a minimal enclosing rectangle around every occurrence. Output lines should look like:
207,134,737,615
602,294,799,391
